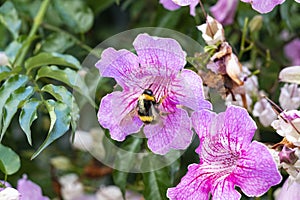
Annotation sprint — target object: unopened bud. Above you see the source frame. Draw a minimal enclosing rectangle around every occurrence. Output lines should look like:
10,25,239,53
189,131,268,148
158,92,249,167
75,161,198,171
249,15,263,33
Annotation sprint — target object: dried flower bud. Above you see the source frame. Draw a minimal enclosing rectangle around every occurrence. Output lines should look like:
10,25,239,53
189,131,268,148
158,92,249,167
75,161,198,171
197,15,225,45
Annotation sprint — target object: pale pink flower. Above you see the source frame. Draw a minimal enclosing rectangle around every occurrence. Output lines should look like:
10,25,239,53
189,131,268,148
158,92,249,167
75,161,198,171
253,98,277,127
210,0,239,25
167,106,282,199
279,83,300,110
271,110,300,146
95,33,211,154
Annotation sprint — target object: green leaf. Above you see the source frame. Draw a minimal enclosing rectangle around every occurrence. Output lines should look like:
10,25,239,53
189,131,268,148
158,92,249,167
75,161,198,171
31,100,71,159
19,99,40,146
0,75,28,134
0,1,21,39
0,144,20,175
0,66,11,82
38,32,75,54
142,164,172,200
1,86,34,140
53,0,94,33
5,40,22,63
25,52,81,73
113,137,143,195
36,65,95,106
41,84,79,134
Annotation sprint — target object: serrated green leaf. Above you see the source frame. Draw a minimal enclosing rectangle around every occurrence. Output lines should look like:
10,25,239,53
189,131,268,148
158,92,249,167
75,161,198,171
142,165,171,200
0,75,28,134
53,0,94,33
38,32,75,53
113,137,143,196
41,84,79,134
1,86,34,140
36,65,95,107
19,99,40,146
0,144,20,175
31,100,71,159
0,1,21,39
25,52,81,74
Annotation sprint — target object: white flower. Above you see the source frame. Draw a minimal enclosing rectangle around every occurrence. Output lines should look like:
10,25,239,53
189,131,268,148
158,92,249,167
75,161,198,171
0,188,20,200
253,98,277,127
72,128,105,159
279,83,300,110
274,176,300,200
225,93,252,109
96,186,122,200
72,130,94,151
279,66,300,84
59,174,84,200
271,110,300,146
96,186,142,200
0,52,9,66
197,15,225,45
241,66,259,96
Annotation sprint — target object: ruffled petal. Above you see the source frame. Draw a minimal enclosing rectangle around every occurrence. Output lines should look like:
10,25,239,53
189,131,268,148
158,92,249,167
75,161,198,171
98,91,143,141
167,164,211,200
95,48,140,90
232,141,282,196
191,109,217,155
160,0,180,10
210,0,238,25
212,179,241,200
218,106,257,152
143,108,192,154
133,33,186,77
241,0,285,13
170,69,212,111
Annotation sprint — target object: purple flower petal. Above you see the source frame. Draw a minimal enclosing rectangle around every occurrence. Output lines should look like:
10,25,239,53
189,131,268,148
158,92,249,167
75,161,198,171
0,181,11,192
212,179,241,200
17,175,49,200
159,0,180,10
172,0,198,16
284,38,300,65
167,164,211,200
233,141,282,196
144,108,192,154
133,33,186,77
210,0,238,25
170,69,212,111
169,106,281,199
218,106,257,151
98,91,143,141
241,0,285,13
95,48,140,90
191,110,216,155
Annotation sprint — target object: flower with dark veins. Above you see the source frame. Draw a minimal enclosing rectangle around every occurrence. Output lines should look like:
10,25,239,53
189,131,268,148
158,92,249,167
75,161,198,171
95,33,211,154
167,106,282,200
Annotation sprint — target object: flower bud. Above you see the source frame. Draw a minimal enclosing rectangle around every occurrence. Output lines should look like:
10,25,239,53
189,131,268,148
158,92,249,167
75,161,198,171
249,15,263,33
279,146,298,165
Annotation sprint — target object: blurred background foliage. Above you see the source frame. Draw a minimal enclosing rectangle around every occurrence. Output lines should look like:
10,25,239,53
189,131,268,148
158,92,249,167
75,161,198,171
0,0,299,199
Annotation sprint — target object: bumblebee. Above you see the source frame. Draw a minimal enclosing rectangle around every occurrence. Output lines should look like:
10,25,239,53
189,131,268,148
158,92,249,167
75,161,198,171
137,89,159,124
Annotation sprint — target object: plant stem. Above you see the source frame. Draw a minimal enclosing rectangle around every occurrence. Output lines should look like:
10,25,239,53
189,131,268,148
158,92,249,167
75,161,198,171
238,17,249,59
13,0,51,67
